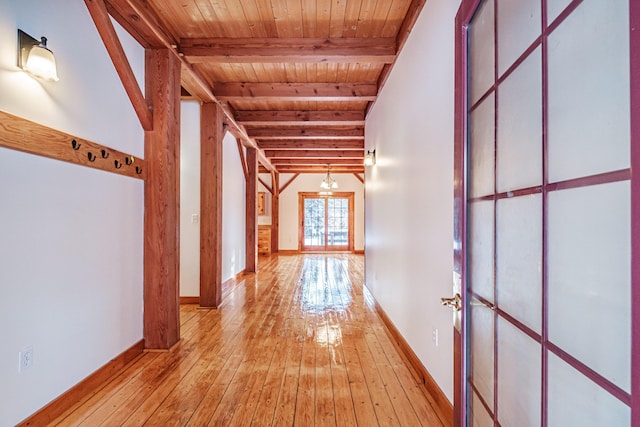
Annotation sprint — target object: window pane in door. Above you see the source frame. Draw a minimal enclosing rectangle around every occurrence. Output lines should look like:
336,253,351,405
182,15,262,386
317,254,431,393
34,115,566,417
548,353,630,427
468,0,495,105
496,194,542,333
470,390,493,427
548,181,631,392
496,0,540,76
547,0,630,182
496,49,542,193
469,200,494,302
304,198,325,246
470,300,494,411
469,94,495,198
328,198,348,246
497,317,541,427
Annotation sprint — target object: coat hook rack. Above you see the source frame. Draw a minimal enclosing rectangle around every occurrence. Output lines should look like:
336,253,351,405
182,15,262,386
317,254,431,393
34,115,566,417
135,166,143,175
101,149,109,159
71,139,81,150
88,152,97,162
114,159,123,169
125,156,134,165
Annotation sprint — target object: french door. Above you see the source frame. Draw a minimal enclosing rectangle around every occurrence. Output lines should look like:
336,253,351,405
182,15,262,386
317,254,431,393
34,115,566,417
299,192,354,252
453,0,639,426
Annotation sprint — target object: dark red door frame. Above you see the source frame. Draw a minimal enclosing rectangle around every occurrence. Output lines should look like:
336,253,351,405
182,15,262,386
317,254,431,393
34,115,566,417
454,0,639,425
630,0,640,425
453,0,480,424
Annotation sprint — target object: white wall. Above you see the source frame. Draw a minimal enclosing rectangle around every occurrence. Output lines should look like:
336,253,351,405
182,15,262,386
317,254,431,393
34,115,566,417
275,173,365,251
179,101,201,297
364,0,461,402
221,132,246,281
0,1,144,425
180,106,246,297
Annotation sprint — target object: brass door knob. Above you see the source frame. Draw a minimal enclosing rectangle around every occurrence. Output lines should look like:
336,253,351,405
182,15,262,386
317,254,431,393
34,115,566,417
441,293,462,311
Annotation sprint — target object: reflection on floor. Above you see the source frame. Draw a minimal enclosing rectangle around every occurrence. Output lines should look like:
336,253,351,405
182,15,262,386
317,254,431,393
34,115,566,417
51,254,447,426
300,256,353,314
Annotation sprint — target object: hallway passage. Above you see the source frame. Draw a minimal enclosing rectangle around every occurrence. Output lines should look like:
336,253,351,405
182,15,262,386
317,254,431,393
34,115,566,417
51,255,446,426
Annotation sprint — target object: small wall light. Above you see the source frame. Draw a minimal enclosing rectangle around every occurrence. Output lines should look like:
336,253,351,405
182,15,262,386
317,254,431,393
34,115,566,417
364,149,376,166
18,29,59,82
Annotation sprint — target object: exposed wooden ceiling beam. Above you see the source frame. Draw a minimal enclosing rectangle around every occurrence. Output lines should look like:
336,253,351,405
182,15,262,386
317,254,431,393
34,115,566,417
214,83,377,102
370,0,427,114
85,0,152,131
235,137,249,181
279,173,300,193
258,177,273,193
225,123,275,171
235,110,365,126
105,0,171,48
249,127,364,139
265,149,364,158
104,0,276,172
258,140,365,149
275,165,365,173
271,158,363,166
180,37,396,63
396,0,429,55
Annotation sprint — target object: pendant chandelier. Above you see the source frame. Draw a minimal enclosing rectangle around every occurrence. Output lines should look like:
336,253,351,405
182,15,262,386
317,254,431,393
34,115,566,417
320,168,338,189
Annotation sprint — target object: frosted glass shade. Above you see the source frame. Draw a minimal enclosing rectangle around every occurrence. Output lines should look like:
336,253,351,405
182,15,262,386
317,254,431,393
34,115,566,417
25,45,59,81
18,30,59,82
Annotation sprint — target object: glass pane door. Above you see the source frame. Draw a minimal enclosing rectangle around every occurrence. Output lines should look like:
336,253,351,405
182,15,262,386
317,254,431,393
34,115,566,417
462,0,633,425
300,193,353,252
327,198,349,247
303,197,325,248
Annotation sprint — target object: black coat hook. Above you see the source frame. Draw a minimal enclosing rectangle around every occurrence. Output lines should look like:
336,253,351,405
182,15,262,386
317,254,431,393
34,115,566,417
88,152,97,162
114,160,123,169
101,149,110,159
135,166,143,175
71,139,81,150
125,156,134,165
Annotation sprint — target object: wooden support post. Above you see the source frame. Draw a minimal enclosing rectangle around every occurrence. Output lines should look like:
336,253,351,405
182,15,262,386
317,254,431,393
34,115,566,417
246,146,258,272
144,48,181,349
271,171,280,253
200,102,224,308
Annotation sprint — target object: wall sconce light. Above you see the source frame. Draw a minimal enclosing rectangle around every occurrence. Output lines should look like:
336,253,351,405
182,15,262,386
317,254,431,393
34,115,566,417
18,29,59,82
364,149,376,166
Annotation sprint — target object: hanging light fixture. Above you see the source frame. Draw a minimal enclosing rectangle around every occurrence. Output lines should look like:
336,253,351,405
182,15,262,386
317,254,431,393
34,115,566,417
320,166,338,189
18,29,59,82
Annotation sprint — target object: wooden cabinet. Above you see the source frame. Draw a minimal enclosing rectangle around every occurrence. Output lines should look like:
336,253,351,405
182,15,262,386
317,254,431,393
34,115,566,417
258,225,271,255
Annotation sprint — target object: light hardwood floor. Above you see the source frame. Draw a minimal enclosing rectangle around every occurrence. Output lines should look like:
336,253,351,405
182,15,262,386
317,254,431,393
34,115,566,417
51,254,446,426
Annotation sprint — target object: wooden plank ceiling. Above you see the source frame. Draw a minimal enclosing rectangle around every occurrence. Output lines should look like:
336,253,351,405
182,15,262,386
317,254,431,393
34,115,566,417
106,0,425,174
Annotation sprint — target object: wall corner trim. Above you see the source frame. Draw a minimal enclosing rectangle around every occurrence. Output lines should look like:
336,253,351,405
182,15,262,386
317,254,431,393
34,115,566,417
365,285,454,426
17,339,145,426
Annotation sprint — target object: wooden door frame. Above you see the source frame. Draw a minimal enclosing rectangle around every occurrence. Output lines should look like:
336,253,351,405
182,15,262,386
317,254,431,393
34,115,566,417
455,0,640,425
298,192,355,252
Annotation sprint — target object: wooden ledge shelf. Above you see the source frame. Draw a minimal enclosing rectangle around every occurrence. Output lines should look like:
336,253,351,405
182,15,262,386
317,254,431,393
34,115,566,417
0,110,145,180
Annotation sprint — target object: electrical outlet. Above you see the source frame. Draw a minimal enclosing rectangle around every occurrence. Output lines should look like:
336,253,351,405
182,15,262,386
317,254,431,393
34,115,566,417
432,329,439,347
19,346,33,372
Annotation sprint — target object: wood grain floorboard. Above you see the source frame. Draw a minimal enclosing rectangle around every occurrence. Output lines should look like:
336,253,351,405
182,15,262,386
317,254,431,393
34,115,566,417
51,254,446,426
